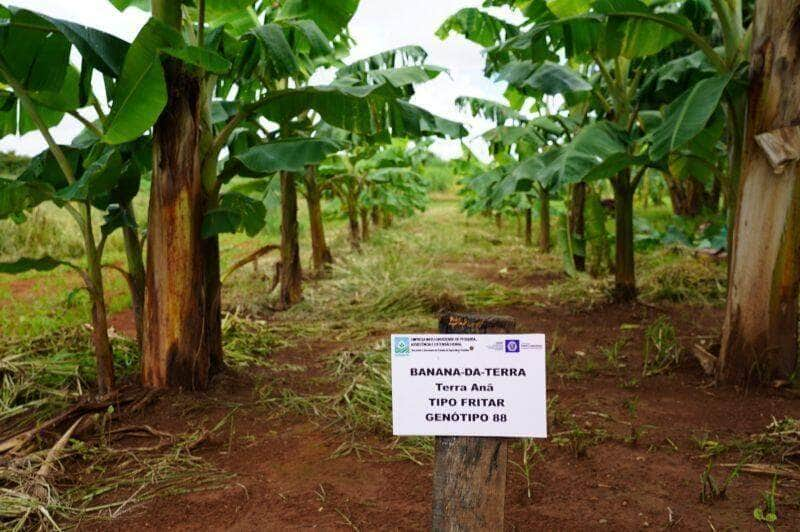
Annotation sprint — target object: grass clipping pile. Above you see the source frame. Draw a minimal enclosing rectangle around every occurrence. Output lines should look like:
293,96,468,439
0,328,232,530
329,341,433,464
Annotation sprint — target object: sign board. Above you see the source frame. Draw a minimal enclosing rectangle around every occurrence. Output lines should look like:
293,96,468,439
391,334,547,438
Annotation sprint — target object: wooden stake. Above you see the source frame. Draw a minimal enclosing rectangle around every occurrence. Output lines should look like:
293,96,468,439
432,313,516,532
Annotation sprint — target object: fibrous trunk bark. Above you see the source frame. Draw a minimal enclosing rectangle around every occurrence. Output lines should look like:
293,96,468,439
524,207,532,246
569,183,586,271
304,166,333,275
360,208,370,242
121,202,145,350
85,207,115,394
279,171,302,309
718,0,800,385
539,191,550,251
142,44,219,389
665,174,715,216
612,173,636,301
347,200,361,251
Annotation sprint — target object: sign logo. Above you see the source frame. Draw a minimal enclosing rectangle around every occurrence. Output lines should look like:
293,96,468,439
504,339,520,353
394,337,410,355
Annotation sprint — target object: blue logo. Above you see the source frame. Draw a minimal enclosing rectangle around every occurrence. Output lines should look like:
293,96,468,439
394,337,410,355
505,339,520,353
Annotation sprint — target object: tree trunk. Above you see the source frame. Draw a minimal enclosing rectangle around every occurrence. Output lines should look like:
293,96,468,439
569,183,586,272
360,208,370,242
304,166,333,275
495,213,502,230
539,191,550,251
718,0,800,385
371,205,379,226
142,10,216,389
121,202,145,350
347,200,361,251
612,173,636,301
524,207,532,247
85,207,115,394
665,174,711,216
204,235,223,375
381,210,393,229
279,171,302,309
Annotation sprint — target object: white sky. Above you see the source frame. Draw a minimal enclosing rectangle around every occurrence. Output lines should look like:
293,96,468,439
0,0,520,161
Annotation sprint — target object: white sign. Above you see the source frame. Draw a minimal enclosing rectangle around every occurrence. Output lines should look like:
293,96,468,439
391,334,547,438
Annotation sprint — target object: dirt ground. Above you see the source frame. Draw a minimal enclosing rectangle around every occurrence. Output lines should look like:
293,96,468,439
75,259,800,531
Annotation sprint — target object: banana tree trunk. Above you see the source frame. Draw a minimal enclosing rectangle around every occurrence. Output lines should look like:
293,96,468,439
121,202,145,350
279,170,302,309
612,172,636,302
371,206,379,226
204,235,223,375
304,166,333,275
524,207,532,247
718,0,800,385
665,174,711,216
360,208,370,241
142,5,218,389
382,210,393,229
85,207,115,394
569,183,586,272
347,198,361,251
539,191,550,251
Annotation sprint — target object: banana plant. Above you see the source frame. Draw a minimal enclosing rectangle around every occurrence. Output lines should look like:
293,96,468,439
102,0,467,388
0,5,151,393
440,0,738,300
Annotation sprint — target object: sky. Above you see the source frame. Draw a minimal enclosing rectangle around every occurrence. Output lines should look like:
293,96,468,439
0,0,520,161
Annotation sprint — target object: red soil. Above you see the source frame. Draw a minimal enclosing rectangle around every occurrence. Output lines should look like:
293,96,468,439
108,309,138,339
81,266,800,531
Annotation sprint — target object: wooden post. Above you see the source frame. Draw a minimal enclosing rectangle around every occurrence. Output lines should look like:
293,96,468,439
432,313,516,532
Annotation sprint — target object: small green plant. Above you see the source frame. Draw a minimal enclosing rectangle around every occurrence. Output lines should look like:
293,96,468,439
552,421,608,458
693,433,729,457
619,377,640,389
700,461,739,504
625,424,654,447
602,337,629,369
643,317,682,376
623,396,640,417
753,476,779,529
511,439,543,499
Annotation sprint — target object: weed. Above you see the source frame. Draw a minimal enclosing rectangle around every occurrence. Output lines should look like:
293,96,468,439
510,439,543,499
700,461,739,503
623,396,639,417
547,395,566,428
625,424,654,447
643,317,682,377
602,337,629,369
619,377,640,389
552,420,609,458
693,434,729,457
753,476,779,530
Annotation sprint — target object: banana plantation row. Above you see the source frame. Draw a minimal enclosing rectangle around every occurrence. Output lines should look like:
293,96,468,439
0,0,797,394
0,0,462,392
438,0,798,386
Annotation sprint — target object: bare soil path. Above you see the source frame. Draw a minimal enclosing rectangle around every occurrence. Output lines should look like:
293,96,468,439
81,256,800,531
